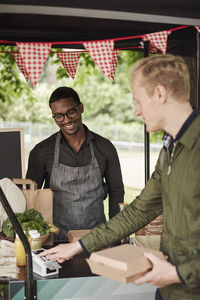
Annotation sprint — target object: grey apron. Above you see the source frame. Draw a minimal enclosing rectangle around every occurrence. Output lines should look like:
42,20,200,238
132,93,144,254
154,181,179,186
50,131,107,241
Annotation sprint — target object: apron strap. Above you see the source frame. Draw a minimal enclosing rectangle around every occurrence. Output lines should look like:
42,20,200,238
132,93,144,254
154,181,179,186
53,131,61,167
53,132,99,170
89,141,99,168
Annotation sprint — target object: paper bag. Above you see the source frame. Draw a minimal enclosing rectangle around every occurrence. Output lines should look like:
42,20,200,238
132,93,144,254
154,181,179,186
12,178,53,245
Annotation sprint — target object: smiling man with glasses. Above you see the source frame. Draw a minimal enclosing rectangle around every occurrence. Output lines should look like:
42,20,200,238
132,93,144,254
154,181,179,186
26,86,124,242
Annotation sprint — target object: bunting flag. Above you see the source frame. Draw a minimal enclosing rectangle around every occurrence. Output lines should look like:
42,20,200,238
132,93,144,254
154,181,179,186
140,41,157,53
194,26,200,33
83,39,114,78
110,49,119,79
142,30,171,54
57,52,81,79
16,42,51,86
12,52,29,82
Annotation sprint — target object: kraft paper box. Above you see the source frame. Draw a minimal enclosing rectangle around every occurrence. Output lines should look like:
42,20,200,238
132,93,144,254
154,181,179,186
87,244,166,283
133,235,161,251
67,230,91,242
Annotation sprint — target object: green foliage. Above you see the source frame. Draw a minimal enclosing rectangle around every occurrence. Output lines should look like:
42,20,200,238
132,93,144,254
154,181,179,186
0,45,52,122
0,46,162,142
52,52,139,124
2,209,49,239
21,221,46,236
118,50,144,74
23,208,43,223
0,83,52,123
74,75,135,123
55,50,143,86
0,46,32,106
52,50,145,124
2,217,16,239
150,131,164,143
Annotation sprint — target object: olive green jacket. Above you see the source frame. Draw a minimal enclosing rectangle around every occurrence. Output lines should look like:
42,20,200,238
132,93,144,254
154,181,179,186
81,115,200,300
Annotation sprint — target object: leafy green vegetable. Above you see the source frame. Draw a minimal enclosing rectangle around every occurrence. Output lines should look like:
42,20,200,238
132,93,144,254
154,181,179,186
23,209,43,223
2,218,15,239
2,209,49,239
21,221,45,236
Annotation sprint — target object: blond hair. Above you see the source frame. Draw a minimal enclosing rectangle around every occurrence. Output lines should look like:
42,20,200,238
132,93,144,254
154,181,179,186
131,54,190,102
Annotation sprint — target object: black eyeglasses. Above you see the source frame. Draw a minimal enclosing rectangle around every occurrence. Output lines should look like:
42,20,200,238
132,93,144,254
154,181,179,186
52,106,79,122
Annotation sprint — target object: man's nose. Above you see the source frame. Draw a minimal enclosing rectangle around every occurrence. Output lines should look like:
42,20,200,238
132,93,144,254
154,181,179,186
63,113,71,122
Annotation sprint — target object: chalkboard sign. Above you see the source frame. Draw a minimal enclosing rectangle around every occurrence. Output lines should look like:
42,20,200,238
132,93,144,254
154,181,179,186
0,128,25,180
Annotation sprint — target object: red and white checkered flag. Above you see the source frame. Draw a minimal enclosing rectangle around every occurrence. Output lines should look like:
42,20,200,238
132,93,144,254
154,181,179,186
194,26,200,33
142,30,171,54
12,52,29,82
83,40,114,78
110,49,119,79
16,42,51,86
57,52,81,79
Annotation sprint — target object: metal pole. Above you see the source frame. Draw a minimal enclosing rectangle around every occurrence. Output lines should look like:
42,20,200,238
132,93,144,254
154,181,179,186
143,41,150,184
197,30,200,110
0,187,37,300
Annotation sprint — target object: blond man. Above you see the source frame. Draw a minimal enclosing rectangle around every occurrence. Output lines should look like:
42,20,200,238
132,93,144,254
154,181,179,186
41,54,200,300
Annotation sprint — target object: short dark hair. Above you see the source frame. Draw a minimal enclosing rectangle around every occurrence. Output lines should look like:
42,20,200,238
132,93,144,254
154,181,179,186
49,86,81,106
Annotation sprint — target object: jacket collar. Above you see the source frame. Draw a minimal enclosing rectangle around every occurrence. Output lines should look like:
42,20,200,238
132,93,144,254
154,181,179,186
163,108,200,152
178,113,200,149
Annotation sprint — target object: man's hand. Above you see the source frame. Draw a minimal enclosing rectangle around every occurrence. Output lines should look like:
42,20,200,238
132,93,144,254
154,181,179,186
39,241,83,263
134,252,181,288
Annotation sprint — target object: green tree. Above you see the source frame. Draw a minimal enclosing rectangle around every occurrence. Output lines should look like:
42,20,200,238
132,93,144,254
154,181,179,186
53,50,144,124
0,46,162,142
0,46,35,121
0,46,54,122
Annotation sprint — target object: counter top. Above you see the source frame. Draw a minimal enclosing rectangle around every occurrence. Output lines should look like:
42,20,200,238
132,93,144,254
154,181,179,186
0,252,92,284
3,251,156,300
21,252,93,281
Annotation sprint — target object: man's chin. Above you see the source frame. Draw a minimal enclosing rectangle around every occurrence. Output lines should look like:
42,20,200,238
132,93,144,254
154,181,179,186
145,125,159,133
61,128,78,136
145,125,151,133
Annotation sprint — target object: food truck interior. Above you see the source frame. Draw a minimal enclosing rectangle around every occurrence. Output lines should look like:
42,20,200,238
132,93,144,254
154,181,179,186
0,1,200,299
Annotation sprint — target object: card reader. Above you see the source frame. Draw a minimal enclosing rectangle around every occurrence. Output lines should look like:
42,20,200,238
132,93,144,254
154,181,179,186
32,248,61,277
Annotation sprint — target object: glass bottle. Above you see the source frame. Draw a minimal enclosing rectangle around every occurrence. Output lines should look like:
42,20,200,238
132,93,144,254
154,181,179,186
30,232,42,250
28,230,38,244
14,234,26,266
118,203,130,244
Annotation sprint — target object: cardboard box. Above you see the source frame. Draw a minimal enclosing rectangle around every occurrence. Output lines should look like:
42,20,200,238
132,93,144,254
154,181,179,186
66,230,91,242
133,235,161,251
87,244,166,283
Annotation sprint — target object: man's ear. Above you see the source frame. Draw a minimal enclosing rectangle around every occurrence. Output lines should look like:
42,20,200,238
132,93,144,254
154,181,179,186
154,85,167,104
80,102,84,113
